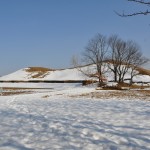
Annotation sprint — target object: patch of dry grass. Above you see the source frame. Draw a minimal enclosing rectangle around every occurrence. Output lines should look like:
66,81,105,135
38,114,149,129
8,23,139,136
42,95,50,98
1,91,32,96
25,67,55,78
102,82,150,90
0,87,53,96
136,67,150,76
78,90,150,101
2,87,52,90
26,67,54,72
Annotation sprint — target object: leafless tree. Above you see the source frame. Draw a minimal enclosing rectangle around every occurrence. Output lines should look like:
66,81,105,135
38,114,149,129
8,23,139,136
117,40,140,83
72,34,149,86
108,35,148,83
108,35,121,82
83,33,109,86
129,51,149,85
116,0,150,17
108,35,131,82
112,39,128,83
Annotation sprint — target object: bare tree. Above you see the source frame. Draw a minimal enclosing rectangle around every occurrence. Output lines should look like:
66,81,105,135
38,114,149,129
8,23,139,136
129,51,149,85
72,34,149,87
83,33,108,86
117,40,141,83
116,0,150,17
108,35,148,83
108,35,130,82
108,35,121,82
112,39,128,83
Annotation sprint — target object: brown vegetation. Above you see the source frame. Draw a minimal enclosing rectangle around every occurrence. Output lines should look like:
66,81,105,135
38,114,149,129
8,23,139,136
82,80,97,86
0,87,53,96
78,90,150,101
26,67,54,72
102,82,149,90
136,67,150,76
26,67,55,78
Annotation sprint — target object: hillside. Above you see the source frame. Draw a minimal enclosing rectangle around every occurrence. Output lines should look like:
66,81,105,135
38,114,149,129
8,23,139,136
0,65,150,83
0,66,90,81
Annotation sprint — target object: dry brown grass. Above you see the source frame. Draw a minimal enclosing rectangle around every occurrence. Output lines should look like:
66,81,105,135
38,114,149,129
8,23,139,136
78,90,150,101
26,67,54,72
1,91,32,96
42,95,50,98
136,67,150,76
0,87,53,96
2,87,52,90
117,82,138,89
102,82,150,90
25,67,55,78
82,80,97,86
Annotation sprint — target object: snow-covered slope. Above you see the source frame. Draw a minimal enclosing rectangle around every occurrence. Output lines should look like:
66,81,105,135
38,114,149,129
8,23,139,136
0,65,150,83
0,67,90,81
0,68,30,81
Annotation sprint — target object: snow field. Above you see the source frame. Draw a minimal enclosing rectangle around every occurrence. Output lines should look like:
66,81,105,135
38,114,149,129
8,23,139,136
0,94,150,150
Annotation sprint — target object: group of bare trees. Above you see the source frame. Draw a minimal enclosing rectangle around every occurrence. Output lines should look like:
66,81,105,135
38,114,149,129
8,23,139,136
71,0,150,87
73,33,148,86
107,35,148,84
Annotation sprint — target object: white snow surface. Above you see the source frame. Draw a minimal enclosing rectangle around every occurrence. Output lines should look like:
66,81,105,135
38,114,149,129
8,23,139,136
0,68,89,81
0,65,150,149
0,84,150,150
0,65,149,82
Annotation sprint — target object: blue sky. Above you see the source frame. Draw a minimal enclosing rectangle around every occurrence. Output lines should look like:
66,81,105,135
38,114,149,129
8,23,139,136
0,0,150,75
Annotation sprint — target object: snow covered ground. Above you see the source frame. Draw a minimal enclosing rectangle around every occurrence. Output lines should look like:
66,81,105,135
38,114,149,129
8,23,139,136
0,84,150,150
0,65,150,83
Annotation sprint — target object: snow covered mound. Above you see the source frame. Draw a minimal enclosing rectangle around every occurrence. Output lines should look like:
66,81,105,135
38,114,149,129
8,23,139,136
0,65,150,83
0,67,90,81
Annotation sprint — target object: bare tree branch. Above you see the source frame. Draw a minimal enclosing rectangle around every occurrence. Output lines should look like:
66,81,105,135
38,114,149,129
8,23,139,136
128,0,150,5
115,10,150,17
116,0,150,17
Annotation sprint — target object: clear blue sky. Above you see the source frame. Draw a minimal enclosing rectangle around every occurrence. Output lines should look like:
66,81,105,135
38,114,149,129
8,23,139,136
0,0,150,75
